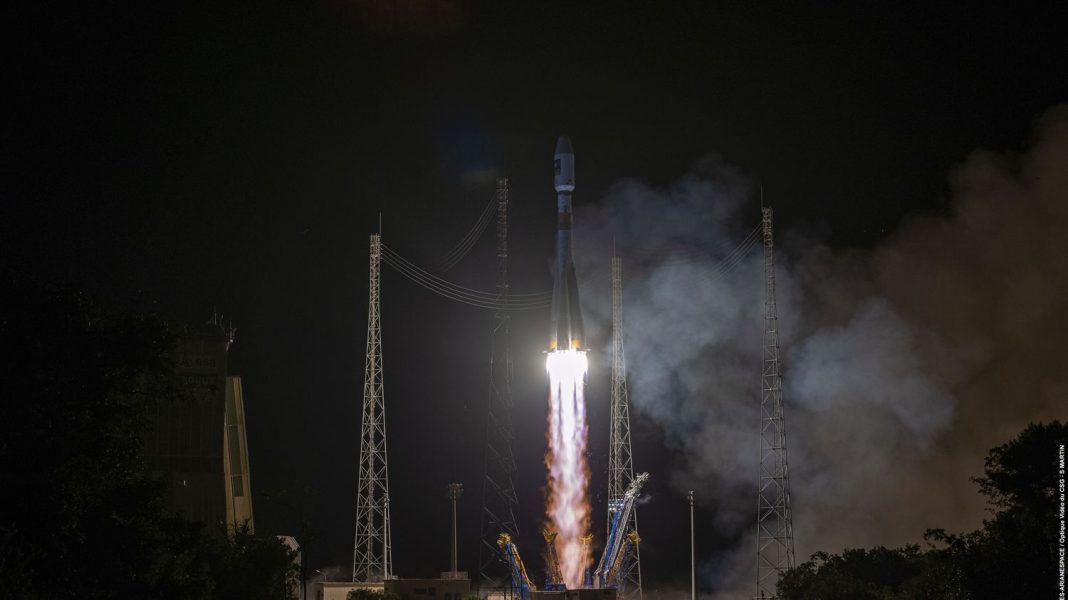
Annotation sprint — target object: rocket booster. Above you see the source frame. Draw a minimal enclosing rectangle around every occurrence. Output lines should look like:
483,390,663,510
550,135,584,351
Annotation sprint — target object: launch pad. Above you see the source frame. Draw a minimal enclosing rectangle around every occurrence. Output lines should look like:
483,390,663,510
497,474,648,600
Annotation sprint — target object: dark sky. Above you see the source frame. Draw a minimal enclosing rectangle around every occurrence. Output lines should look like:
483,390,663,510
5,0,1067,593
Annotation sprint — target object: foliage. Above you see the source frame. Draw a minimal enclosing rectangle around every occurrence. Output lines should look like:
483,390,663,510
777,545,966,599
924,420,1067,599
207,523,300,600
777,421,1066,599
0,274,297,599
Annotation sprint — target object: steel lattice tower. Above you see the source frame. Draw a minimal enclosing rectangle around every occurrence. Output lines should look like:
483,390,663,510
609,256,642,599
755,208,795,598
353,233,393,583
478,178,521,591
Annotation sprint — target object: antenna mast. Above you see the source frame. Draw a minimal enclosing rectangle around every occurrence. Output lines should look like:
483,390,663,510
609,255,642,598
479,178,521,591
755,208,795,598
353,233,393,582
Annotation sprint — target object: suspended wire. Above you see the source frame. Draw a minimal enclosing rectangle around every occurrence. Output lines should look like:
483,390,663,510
435,195,497,272
381,221,762,311
383,245,551,300
712,223,761,264
701,224,762,282
625,223,760,285
382,261,552,311
658,240,743,266
383,255,552,309
703,232,761,283
660,224,761,268
381,244,552,311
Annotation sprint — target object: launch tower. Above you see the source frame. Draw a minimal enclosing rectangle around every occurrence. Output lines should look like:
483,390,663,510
608,256,642,598
353,233,394,583
755,208,795,598
479,178,522,590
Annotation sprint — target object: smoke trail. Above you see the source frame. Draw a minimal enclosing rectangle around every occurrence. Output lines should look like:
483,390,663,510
571,106,1068,597
545,349,593,588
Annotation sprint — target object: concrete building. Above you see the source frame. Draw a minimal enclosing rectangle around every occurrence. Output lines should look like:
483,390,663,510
142,323,230,524
313,578,473,600
278,536,302,599
141,321,255,529
313,581,382,600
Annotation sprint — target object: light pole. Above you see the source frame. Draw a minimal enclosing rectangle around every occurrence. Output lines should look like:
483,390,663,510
689,490,695,600
447,483,464,576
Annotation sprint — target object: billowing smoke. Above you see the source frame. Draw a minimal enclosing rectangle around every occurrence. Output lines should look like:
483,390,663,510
573,105,1068,597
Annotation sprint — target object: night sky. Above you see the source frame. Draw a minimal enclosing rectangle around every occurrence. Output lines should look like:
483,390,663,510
5,1,1068,595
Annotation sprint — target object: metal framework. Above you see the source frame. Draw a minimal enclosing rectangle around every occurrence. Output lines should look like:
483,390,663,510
596,473,648,591
479,178,521,590
353,233,393,583
755,208,795,598
609,256,642,598
497,534,534,600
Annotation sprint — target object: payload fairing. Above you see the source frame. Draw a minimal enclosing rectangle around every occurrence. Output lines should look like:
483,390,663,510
549,135,585,351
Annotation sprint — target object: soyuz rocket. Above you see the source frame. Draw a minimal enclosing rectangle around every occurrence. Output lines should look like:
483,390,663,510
549,135,585,352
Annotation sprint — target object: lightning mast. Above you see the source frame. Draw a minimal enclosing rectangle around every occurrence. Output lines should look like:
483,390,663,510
479,178,521,590
609,256,642,598
755,208,795,598
353,233,393,583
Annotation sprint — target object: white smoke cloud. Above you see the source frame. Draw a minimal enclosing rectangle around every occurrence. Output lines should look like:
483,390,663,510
573,105,1068,598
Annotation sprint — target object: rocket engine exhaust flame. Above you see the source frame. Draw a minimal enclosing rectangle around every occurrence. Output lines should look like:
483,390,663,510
545,349,592,589
543,136,592,589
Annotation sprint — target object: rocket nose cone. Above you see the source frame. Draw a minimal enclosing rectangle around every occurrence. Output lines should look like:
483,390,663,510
555,135,573,155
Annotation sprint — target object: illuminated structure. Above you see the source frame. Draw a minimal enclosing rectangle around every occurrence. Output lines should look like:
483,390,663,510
543,530,565,591
608,256,641,598
593,473,647,592
498,534,534,600
755,208,795,598
353,233,394,583
224,375,255,531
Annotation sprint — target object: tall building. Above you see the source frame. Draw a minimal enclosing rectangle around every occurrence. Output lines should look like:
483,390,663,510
224,375,255,531
142,321,254,530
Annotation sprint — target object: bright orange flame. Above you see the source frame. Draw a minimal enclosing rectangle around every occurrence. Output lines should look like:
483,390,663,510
545,349,592,588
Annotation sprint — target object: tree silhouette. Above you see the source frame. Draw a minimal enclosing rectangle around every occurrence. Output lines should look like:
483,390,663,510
778,421,1066,599
0,274,296,599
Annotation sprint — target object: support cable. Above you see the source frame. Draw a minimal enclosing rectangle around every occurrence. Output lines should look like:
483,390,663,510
661,224,761,268
702,227,762,283
436,196,497,272
383,246,550,300
381,246,552,311
383,221,760,311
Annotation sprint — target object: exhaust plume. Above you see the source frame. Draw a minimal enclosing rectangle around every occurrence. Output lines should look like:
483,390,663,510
545,349,594,588
573,105,1068,597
